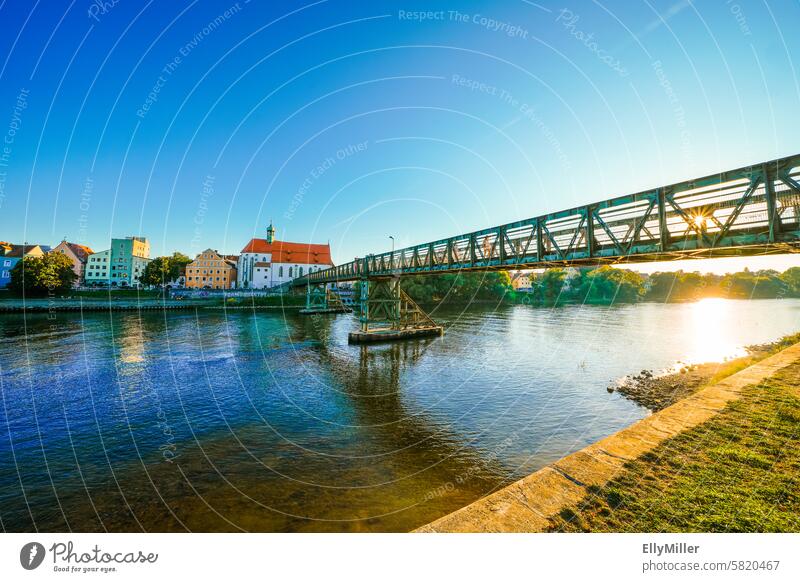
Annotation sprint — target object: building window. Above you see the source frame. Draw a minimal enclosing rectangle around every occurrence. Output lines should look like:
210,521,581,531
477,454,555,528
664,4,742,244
279,266,283,277
288,267,293,277
299,267,304,276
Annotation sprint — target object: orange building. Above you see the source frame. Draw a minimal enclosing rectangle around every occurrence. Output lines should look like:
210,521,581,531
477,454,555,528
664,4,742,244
185,249,238,289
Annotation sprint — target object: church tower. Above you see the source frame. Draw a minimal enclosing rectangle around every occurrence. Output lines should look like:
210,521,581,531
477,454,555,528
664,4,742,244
266,221,275,244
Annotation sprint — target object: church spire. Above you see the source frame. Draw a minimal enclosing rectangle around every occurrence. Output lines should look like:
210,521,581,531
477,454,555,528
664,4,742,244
266,221,275,244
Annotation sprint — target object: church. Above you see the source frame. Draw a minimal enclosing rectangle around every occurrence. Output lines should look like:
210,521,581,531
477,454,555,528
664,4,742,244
236,223,334,289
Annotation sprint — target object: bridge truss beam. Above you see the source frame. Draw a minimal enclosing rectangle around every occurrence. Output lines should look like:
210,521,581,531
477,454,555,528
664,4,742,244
296,153,800,286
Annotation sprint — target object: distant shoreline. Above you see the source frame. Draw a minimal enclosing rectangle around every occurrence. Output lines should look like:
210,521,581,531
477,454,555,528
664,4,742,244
0,294,790,314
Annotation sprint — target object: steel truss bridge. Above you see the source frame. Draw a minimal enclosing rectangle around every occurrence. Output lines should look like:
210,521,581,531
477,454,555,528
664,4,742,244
295,153,800,342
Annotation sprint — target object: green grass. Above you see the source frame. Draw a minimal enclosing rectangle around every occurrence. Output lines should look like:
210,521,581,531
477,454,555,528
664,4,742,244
548,362,800,532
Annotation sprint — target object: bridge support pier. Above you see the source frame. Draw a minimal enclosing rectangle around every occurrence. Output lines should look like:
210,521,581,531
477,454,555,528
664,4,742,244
347,277,443,343
300,283,351,314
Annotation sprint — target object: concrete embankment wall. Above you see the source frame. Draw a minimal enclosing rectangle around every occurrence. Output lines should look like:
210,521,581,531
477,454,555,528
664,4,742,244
416,342,800,533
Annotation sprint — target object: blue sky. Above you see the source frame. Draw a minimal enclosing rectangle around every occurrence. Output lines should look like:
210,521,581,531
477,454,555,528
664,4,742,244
1,0,799,272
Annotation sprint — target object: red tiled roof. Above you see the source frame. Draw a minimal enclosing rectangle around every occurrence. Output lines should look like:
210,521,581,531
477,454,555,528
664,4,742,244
66,242,94,261
240,239,333,265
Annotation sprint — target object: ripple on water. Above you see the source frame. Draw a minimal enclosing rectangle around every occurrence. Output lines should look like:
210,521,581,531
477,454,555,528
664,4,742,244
1,299,799,531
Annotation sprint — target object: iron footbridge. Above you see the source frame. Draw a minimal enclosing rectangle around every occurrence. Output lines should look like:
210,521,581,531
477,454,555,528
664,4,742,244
295,153,800,342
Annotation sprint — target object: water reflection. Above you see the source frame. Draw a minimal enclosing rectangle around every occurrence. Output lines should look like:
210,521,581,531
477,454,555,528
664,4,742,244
685,297,748,364
0,298,798,532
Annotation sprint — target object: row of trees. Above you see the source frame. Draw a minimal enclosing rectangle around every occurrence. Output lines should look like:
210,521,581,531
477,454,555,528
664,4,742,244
526,266,800,304
394,266,800,306
534,266,645,303
401,271,514,303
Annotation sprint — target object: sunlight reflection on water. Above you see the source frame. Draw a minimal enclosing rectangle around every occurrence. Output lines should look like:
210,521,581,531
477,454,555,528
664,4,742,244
685,297,749,364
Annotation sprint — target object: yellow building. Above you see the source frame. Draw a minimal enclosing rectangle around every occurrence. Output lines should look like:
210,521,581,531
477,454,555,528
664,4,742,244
510,270,534,291
185,249,237,289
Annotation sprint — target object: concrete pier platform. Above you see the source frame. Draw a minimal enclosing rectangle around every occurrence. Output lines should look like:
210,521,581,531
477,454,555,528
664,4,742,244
348,326,443,344
299,307,352,315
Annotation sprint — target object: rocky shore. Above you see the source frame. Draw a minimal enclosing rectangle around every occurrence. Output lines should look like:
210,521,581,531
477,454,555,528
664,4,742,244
609,333,800,411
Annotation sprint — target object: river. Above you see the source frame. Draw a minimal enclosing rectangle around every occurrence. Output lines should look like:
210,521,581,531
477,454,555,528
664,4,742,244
1,297,798,532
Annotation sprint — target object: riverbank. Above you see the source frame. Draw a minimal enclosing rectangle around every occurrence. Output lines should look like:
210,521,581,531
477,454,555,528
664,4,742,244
609,331,800,411
417,340,800,532
548,361,800,532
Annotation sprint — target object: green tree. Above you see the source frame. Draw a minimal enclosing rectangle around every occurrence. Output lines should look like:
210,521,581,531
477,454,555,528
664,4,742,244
8,253,77,296
140,256,169,288
168,252,191,282
644,270,720,301
644,271,680,301
139,252,192,288
721,270,787,299
578,266,644,303
537,268,568,300
402,271,512,304
780,267,800,295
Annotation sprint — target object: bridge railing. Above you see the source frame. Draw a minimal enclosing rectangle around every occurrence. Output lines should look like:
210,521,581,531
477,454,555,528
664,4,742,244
294,153,800,286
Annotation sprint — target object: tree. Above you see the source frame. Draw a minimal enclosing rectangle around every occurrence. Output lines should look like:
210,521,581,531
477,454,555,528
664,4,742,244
8,253,77,296
168,252,191,282
402,271,513,304
578,266,644,303
644,270,720,301
780,267,800,295
139,256,171,288
139,252,192,288
537,268,567,300
721,270,787,299
645,271,680,301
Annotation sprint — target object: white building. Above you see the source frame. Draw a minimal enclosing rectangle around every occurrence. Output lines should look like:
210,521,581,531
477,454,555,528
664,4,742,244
85,249,112,284
237,223,334,289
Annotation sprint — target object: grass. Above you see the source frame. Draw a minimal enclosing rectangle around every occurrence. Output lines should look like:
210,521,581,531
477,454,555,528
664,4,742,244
707,331,800,385
548,361,800,532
